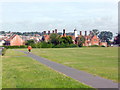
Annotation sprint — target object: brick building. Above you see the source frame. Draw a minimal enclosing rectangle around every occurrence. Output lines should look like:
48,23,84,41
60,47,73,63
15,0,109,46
41,29,107,47
5,35,24,46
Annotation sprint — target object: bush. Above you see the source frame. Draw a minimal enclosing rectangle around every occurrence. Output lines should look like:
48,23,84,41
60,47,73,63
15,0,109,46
53,44,78,48
54,44,66,48
69,44,78,48
2,48,7,56
90,45,99,47
30,43,37,48
36,42,42,48
40,42,54,48
3,45,27,49
78,43,83,47
101,45,106,47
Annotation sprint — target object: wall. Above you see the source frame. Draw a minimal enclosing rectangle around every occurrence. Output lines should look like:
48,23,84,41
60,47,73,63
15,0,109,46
10,35,24,46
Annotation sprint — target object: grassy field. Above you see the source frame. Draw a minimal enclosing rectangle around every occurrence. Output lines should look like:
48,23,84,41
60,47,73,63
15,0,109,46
0,54,2,89
2,49,91,88
26,47,118,82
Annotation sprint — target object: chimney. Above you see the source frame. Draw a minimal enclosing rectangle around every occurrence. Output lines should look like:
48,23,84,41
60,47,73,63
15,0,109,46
43,31,46,35
55,29,57,33
80,31,82,36
48,31,50,35
85,31,87,36
90,31,92,35
63,29,66,36
52,30,54,33
74,29,77,37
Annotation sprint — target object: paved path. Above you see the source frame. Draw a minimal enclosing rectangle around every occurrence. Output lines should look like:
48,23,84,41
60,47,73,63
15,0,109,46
18,50,118,89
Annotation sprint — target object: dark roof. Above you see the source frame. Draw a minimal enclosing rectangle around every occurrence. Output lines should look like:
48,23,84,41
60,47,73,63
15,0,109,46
6,34,17,41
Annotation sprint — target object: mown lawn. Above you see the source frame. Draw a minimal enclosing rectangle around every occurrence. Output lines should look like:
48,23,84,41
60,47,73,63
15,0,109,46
2,49,91,88
0,54,2,89
27,47,118,82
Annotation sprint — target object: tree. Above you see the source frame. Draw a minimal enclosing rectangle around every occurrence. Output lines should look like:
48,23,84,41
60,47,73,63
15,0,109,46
60,36,73,44
0,31,5,34
76,36,85,47
49,33,60,45
114,34,120,45
91,29,99,36
98,31,113,45
25,40,35,45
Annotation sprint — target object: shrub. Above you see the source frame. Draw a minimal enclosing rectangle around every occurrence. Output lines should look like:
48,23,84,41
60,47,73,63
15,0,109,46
78,43,83,47
101,45,106,47
53,44,78,48
90,45,99,47
36,43,42,48
54,44,65,48
2,45,27,49
19,45,27,48
40,42,54,48
69,44,78,48
30,43,37,48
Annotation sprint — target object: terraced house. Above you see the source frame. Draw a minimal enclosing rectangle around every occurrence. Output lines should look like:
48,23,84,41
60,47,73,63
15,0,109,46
43,29,107,47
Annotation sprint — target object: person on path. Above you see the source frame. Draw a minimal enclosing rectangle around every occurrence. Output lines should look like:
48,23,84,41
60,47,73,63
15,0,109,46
28,45,32,53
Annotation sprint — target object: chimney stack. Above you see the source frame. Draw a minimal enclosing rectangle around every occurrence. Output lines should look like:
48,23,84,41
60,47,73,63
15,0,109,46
55,29,57,33
63,29,66,36
74,29,77,37
52,30,54,33
90,31,92,35
80,31,82,36
48,31,50,35
85,31,87,36
43,31,46,35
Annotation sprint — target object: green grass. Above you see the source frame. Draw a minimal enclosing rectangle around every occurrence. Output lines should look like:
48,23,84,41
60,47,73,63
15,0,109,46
2,49,91,88
26,47,118,82
0,55,2,90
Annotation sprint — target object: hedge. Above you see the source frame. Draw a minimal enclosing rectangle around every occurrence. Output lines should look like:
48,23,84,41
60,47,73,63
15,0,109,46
90,45,99,47
3,45,27,49
54,44,78,48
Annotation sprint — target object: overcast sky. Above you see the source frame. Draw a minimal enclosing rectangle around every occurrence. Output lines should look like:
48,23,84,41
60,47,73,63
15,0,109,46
0,0,118,36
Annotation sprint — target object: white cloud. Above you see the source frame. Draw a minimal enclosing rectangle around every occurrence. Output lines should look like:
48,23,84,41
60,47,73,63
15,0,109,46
0,0,119,3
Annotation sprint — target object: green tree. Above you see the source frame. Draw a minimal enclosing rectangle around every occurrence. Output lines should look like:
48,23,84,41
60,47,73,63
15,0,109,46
114,34,120,45
98,31,113,45
49,33,60,45
76,36,85,47
25,40,35,45
92,29,99,36
60,36,73,44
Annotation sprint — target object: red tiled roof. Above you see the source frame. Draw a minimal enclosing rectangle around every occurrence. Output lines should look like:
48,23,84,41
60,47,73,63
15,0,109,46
6,34,17,41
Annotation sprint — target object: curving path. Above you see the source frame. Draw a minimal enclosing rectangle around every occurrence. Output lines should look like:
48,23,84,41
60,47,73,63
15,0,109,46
17,50,118,89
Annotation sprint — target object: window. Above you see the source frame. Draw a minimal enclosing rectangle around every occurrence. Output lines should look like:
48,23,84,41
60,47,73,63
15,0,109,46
94,39,97,41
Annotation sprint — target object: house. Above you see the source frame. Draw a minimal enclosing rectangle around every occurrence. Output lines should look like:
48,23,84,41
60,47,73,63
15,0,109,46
99,42,107,47
79,31,107,47
41,29,107,47
0,40,5,46
83,35,100,46
5,34,24,46
43,35,50,42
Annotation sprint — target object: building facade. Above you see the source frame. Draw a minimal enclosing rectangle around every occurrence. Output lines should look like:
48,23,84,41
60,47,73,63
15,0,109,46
5,35,24,46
